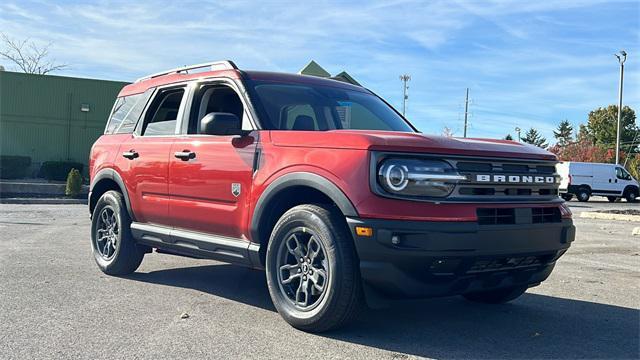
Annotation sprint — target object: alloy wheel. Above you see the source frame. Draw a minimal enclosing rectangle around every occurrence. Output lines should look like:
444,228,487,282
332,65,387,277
95,206,118,260
276,228,329,311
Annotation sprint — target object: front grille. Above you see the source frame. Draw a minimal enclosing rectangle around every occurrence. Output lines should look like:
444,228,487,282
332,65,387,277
449,158,560,202
477,208,516,225
426,253,559,276
532,207,561,223
467,255,552,273
477,207,561,225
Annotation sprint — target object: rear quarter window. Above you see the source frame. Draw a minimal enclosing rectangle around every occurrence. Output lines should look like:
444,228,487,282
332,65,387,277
105,89,153,134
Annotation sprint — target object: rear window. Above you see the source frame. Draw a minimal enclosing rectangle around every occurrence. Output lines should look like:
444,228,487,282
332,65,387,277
105,89,153,134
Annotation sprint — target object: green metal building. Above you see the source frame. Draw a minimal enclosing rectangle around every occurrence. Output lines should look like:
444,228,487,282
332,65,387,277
0,71,129,176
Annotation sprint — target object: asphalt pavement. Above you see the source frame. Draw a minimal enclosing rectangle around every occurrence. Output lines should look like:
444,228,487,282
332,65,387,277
0,203,638,359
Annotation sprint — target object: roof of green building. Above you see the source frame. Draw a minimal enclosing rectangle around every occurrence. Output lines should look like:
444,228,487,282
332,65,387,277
299,60,331,78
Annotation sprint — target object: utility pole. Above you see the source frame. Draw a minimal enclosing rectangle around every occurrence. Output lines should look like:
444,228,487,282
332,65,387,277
615,50,627,165
515,127,521,142
463,88,469,138
399,74,411,117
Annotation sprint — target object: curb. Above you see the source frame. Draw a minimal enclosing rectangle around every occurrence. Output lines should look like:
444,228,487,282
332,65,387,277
0,198,86,205
580,211,640,222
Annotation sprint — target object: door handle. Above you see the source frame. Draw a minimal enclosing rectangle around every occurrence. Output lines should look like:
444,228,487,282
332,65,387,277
122,150,139,160
174,150,196,161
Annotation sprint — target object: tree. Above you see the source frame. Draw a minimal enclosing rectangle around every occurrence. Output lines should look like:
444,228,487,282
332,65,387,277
553,120,573,146
504,134,514,140
583,105,638,151
521,128,548,148
549,139,615,163
0,33,68,75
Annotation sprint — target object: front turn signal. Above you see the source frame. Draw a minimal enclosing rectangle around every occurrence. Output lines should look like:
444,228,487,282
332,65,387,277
355,226,373,237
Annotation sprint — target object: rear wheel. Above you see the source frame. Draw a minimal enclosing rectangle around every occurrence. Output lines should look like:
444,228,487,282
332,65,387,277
91,190,144,275
265,204,362,332
607,196,618,203
576,188,590,202
625,188,638,203
561,194,573,201
463,285,527,304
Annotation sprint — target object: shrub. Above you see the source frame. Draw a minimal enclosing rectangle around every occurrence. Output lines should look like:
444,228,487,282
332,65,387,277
39,161,84,181
0,155,32,179
65,168,83,197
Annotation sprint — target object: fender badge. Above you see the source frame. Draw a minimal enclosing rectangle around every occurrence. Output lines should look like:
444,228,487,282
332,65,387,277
231,183,241,197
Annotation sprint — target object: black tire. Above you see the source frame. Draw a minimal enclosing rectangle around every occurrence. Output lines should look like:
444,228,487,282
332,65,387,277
576,188,590,202
265,204,362,332
625,188,638,203
607,196,618,203
463,285,527,304
91,190,144,275
561,194,573,201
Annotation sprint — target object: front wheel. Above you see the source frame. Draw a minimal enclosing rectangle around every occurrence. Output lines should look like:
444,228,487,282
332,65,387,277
625,188,638,203
91,190,144,275
265,204,362,332
463,285,528,304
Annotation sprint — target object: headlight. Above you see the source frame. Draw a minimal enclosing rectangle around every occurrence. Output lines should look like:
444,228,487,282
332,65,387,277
377,158,466,198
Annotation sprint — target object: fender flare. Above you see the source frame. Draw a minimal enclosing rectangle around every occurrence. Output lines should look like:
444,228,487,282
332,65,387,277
249,172,358,243
89,168,135,220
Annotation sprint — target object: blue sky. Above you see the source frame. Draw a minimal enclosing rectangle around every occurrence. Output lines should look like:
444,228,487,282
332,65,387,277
1,0,638,143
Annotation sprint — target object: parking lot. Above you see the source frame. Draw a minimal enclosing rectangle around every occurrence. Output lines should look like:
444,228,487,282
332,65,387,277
0,201,638,359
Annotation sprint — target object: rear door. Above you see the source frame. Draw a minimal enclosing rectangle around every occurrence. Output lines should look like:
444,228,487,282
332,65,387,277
116,85,188,226
168,80,258,239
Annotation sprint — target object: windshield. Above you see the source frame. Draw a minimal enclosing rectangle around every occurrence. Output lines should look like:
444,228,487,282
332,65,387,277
248,81,415,132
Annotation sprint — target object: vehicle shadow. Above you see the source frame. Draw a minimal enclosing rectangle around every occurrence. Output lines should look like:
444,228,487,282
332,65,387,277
126,264,639,359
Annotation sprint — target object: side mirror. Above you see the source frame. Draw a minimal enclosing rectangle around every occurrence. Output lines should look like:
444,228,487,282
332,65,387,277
200,112,245,136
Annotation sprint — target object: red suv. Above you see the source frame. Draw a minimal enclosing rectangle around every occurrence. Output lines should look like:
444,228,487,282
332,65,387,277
89,60,575,332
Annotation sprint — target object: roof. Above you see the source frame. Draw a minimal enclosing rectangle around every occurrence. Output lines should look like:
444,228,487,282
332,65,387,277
298,60,331,77
119,67,367,97
332,71,362,86
243,71,367,92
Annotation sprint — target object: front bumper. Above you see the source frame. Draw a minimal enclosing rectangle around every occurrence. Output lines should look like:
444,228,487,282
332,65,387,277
347,217,574,299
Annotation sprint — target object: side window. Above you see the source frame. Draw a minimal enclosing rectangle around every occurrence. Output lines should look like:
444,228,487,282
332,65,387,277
616,167,632,180
106,91,152,134
142,89,185,136
188,85,247,134
281,104,318,130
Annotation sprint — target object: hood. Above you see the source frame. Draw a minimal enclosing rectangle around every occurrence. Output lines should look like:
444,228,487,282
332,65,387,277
269,130,557,161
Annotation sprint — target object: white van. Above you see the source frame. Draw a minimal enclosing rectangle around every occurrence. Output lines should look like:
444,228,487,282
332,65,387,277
557,162,638,202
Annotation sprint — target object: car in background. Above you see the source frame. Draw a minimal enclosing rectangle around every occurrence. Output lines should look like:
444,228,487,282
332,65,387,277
557,161,638,202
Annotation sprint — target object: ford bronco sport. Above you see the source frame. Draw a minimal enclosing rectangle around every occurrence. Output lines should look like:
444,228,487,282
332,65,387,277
89,60,575,332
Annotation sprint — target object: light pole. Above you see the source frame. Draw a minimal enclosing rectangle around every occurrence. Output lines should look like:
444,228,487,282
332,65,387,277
515,127,521,142
615,50,627,165
399,74,411,117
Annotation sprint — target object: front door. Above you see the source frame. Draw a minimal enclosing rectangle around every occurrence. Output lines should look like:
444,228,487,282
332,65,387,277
168,82,257,239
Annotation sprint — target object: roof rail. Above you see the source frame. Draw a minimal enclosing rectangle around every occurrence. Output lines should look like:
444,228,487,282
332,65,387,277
135,60,238,82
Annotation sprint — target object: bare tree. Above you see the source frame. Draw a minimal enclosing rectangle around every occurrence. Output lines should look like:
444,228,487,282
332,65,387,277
0,33,68,75
442,126,455,137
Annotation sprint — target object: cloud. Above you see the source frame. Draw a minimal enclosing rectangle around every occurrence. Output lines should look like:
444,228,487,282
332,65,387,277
0,0,637,144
